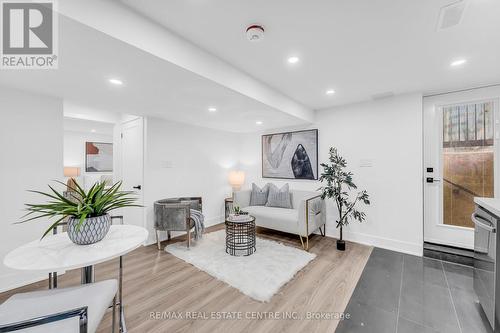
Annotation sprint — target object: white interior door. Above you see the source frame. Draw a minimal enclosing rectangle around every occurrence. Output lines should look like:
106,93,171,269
424,88,500,249
120,117,144,228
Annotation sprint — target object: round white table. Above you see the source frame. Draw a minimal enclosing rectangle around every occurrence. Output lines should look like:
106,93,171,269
3,224,148,333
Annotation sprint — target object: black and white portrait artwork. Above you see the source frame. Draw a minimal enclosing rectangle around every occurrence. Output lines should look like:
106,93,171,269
262,129,318,180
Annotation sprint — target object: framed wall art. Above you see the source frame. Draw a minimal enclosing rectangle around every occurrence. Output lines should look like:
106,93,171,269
85,142,113,172
262,129,318,180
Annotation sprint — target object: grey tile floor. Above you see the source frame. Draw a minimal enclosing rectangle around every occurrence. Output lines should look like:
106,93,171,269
336,248,492,333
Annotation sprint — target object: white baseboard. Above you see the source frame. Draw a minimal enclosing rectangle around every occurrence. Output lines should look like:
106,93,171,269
204,215,224,228
313,224,423,256
144,215,423,257
338,230,423,256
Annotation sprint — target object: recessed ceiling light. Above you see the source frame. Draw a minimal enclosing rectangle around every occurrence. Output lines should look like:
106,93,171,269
287,56,300,64
450,59,467,67
208,107,217,112
108,78,123,85
91,129,96,133
326,89,336,95
256,121,263,125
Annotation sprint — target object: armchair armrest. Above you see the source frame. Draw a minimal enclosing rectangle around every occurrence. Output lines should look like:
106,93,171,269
233,190,251,208
298,195,325,237
0,306,88,333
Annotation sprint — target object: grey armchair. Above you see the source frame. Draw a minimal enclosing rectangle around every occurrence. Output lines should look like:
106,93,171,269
154,197,202,250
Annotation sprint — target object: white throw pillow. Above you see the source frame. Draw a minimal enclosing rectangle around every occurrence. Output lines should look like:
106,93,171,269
266,183,292,209
250,183,270,206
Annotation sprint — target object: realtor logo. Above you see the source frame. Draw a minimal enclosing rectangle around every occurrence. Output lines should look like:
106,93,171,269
1,0,58,69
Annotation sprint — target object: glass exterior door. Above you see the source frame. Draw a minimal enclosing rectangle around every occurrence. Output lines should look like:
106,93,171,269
442,102,494,228
424,88,499,250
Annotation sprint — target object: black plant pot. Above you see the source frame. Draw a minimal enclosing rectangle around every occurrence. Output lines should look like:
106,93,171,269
337,240,346,251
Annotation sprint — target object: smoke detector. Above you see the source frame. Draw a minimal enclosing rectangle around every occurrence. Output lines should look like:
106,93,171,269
246,25,265,42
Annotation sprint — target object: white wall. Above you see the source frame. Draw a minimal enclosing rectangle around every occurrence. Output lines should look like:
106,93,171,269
0,87,63,291
239,93,424,255
143,117,240,244
64,130,113,189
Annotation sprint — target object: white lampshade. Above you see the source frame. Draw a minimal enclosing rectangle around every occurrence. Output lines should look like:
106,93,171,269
63,166,81,191
63,166,81,177
228,171,245,190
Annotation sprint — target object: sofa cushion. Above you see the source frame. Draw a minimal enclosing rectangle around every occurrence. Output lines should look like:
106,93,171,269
244,206,299,234
266,183,292,209
249,183,269,206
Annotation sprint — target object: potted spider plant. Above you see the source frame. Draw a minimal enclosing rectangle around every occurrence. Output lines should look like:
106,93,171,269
318,147,370,251
20,180,140,245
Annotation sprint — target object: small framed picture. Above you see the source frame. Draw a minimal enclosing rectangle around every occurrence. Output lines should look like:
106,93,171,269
85,142,113,172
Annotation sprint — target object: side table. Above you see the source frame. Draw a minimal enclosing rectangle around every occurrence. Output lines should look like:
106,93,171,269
225,215,256,256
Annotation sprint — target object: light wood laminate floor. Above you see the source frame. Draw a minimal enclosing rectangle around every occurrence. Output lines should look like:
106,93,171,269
0,224,372,333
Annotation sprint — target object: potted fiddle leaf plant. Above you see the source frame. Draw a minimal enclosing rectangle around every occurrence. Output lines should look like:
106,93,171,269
19,180,140,245
318,147,370,251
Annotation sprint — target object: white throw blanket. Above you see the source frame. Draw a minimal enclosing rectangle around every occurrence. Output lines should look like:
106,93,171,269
190,209,205,240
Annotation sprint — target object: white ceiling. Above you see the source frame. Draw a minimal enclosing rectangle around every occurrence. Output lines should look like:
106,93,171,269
0,16,306,133
64,117,114,136
120,0,500,110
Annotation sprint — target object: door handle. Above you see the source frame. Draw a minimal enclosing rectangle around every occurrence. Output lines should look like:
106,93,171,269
426,177,441,183
471,213,496,233
132,185,142,190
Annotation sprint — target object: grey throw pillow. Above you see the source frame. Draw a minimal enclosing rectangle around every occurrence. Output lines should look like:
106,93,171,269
249,183,270,206
266,183,292,209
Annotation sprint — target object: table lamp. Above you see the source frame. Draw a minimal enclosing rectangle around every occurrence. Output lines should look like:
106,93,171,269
228,170,245,192
63,166,81,191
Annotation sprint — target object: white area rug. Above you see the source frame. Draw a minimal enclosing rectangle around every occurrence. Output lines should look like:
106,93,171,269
165,230,316,302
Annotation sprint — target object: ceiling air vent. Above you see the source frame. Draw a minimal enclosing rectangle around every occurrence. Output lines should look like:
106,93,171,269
437,0,467,31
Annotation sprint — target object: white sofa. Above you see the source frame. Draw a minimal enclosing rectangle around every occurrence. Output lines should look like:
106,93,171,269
233,189,326,250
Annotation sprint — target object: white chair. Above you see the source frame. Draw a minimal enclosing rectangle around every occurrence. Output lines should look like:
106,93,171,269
0,279,118,333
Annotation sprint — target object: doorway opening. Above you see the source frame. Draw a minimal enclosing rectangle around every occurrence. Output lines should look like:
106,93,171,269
63,117,115,191
63,109,145,230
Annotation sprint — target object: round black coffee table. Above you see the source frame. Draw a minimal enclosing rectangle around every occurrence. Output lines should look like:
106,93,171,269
225,215,256,256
